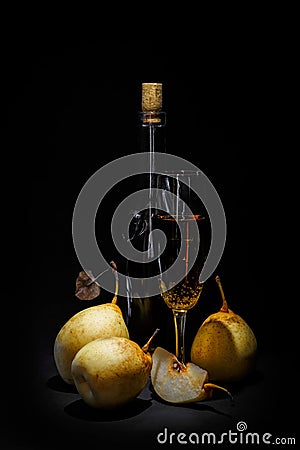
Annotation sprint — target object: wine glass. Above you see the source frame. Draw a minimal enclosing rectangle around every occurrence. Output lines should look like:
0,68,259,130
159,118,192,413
154,170,210,365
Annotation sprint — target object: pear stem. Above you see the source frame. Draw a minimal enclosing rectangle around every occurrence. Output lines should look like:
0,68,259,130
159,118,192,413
142,328,160,353
204,383,234,402
110,261,119,304
215,275,229,312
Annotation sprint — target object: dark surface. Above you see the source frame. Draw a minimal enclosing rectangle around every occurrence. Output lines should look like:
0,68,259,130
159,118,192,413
2,38,296,448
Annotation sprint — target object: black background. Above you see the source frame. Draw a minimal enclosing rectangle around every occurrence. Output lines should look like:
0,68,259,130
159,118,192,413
2,38,295,449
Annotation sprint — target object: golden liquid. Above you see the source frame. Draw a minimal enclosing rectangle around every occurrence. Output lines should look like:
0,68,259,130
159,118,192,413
156,213,207,311
161,278,204,311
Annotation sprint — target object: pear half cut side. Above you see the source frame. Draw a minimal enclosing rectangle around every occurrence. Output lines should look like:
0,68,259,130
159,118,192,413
150,347,212,404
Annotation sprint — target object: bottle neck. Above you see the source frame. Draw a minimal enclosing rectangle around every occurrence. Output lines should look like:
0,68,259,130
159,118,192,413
138,111,166,154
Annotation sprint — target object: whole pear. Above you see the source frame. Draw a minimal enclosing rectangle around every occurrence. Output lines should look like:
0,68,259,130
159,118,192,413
71,333,156,409
54,301,129,384
191,276,257,383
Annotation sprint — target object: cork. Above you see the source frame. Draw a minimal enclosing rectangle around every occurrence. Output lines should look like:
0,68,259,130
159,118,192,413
142,83,162,112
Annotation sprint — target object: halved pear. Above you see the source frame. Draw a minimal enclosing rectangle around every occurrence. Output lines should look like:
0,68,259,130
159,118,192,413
151,347,231,404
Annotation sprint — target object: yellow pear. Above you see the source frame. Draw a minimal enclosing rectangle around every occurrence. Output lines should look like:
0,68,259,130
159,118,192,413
71,331,158,409
54,301,129,384
54,267,129,384
151,347,231,404
190,275,257,383
54,303,129,384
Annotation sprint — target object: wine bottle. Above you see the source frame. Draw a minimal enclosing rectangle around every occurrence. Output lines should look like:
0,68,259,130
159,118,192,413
125,82,171,349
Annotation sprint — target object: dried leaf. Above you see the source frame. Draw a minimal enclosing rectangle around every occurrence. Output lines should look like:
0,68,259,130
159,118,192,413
75,270,101,300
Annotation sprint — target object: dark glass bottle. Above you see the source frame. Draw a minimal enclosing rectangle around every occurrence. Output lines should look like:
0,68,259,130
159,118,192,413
125,83,171,349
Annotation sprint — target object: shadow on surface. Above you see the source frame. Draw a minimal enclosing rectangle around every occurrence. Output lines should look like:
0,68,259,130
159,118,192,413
149,385,235,419
47,375,78,394
64,397,152,421
225,368,264,395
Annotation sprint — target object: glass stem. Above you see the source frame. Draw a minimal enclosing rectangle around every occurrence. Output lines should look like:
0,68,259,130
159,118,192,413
173,310,187,366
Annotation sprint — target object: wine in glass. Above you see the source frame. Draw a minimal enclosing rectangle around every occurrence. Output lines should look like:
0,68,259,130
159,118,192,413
155,170,210,365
